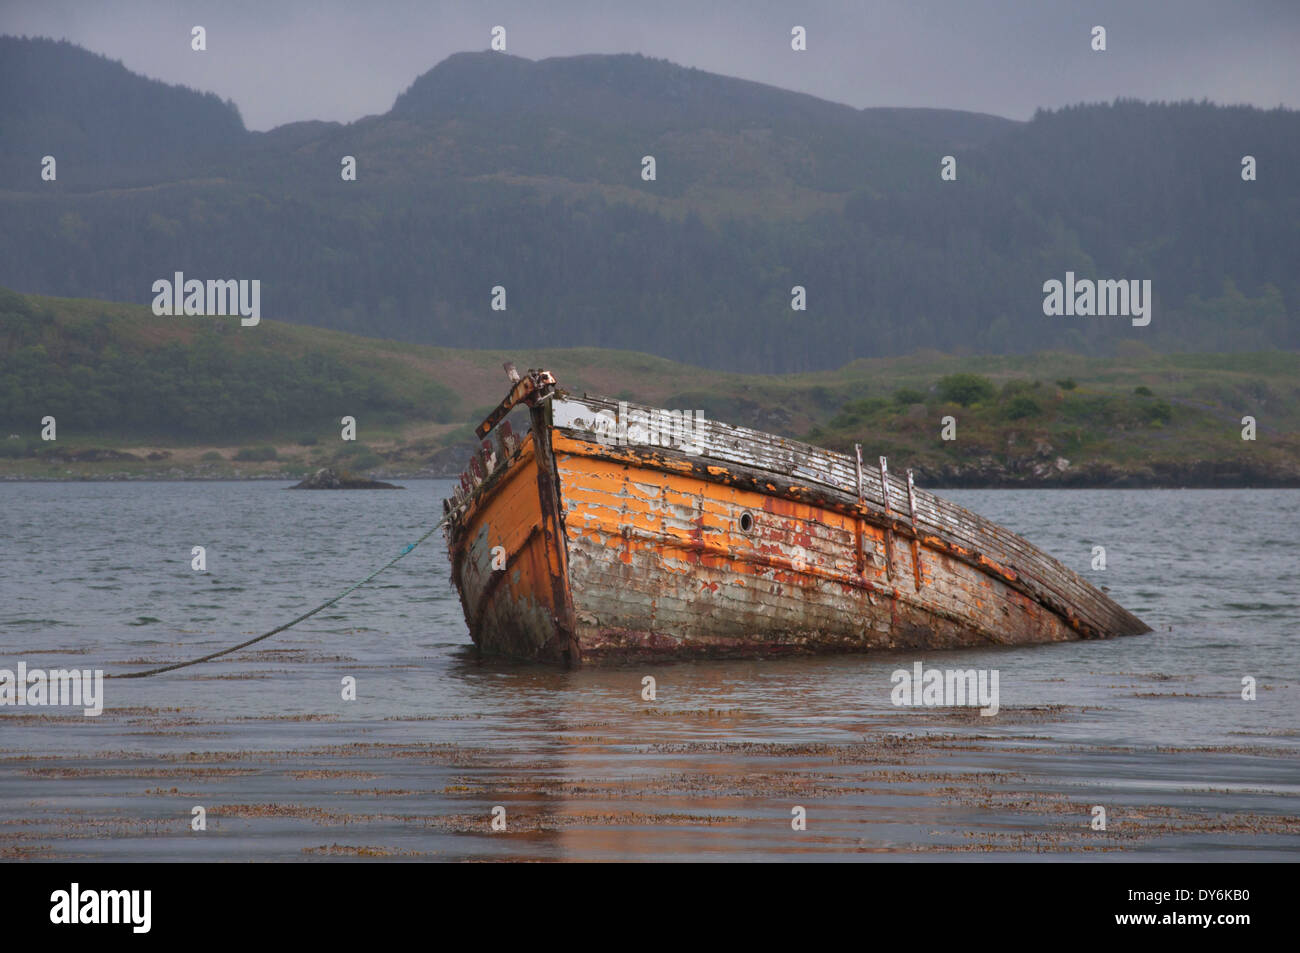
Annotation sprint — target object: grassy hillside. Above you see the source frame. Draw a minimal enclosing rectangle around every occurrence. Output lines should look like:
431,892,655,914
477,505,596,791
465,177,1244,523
2,289,1297,486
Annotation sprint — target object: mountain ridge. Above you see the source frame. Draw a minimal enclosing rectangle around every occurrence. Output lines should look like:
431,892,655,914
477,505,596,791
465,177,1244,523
1,36,1296,373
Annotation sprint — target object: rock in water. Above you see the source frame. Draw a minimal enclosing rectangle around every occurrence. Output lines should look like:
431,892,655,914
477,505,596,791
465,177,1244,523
289,467,402,490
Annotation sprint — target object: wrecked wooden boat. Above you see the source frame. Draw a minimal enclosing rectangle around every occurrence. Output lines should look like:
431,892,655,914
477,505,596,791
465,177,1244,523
442,366,1149,664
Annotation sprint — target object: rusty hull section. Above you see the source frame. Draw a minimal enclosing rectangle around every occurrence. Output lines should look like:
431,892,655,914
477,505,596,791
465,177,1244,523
444,438,573,662
445,368,581,663
555,433,1087,659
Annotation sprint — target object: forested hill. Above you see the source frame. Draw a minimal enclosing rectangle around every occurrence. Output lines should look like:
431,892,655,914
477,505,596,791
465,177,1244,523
0,37,245,176
1,36,1297,372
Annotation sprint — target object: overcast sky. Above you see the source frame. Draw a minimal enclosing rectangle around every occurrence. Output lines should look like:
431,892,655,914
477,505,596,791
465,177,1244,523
4,0,1298,130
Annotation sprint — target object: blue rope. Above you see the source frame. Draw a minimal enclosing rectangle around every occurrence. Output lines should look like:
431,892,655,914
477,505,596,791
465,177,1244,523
110,519,446,679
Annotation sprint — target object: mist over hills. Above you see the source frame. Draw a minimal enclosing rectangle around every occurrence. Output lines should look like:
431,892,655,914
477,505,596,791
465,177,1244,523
1,36,1296,372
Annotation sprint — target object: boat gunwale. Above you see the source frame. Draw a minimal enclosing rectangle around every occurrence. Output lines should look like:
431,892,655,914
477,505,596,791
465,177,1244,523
445,432,535,542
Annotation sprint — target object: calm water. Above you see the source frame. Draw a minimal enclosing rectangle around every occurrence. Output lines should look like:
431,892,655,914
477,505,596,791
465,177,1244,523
1,482,1296,860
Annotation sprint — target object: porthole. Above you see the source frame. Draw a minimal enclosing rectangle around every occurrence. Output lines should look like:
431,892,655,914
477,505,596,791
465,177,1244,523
739,511,755,533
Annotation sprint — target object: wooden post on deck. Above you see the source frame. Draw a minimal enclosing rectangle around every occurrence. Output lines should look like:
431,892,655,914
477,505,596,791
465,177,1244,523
853,444,866,574
906,468,923,591
879,456,895,581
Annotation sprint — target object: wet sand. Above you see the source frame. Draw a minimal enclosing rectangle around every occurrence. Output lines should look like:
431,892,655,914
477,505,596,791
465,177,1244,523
3,668,1297,861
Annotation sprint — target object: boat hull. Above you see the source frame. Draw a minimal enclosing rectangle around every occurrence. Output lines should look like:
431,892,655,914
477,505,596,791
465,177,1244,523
444,389,1149,663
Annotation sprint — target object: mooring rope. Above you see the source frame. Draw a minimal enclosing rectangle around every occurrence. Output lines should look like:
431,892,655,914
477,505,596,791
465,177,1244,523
109,518,447,679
